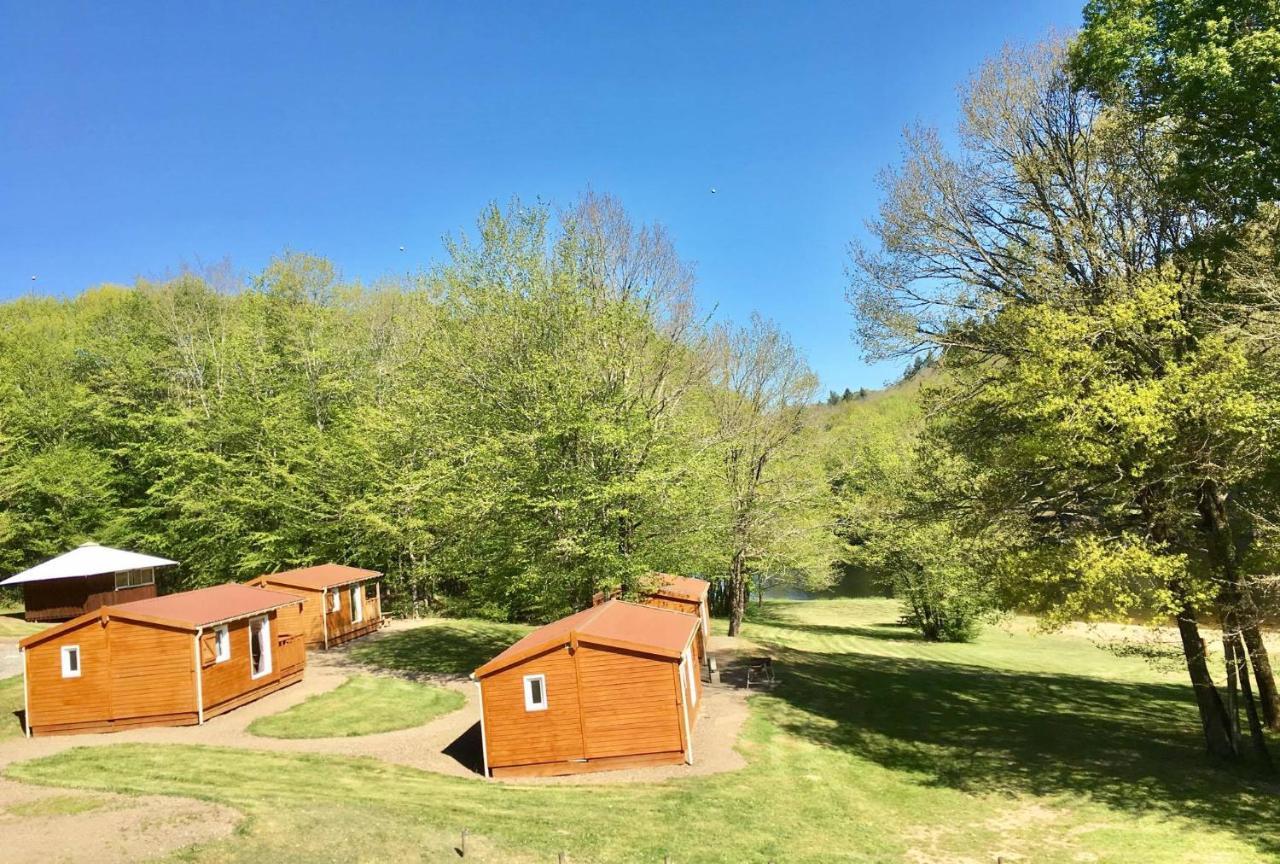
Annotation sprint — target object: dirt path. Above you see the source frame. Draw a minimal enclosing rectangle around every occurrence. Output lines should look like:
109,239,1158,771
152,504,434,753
0,777,239,864
0,639,21,679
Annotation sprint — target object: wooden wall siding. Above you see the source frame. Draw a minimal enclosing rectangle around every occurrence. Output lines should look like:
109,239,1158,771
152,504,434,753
22,575,157,622
199,611,305,713
575,645,684,760
26,616,199,734
106,619,197,720
24,618,114,728
322,582,381,646
27,610,306,736
250,579,380,648
481,645,585,770
644,595,699,616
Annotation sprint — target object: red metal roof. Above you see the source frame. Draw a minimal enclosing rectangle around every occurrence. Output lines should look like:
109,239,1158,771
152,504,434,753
253,563,381,592
21,583,304,649
474,599,700,678
652,572,711,601
111,583,302,628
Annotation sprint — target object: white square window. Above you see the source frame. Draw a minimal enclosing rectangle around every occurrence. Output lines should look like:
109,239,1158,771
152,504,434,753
523,674,548,712
61,645,81,678
214,626,231,663
329,591,341,613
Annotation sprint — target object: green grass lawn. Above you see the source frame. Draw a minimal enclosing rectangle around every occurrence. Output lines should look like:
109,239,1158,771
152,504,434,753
347,617,532,676
0,604,43,638
7,598,1280,863
0,675,24,741
248,675,464,739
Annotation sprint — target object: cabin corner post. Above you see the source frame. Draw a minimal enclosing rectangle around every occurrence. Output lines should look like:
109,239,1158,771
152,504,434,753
193,627,205,724
678,656,694,765
322,590,330,650
473,674,491,778
21,646,30,738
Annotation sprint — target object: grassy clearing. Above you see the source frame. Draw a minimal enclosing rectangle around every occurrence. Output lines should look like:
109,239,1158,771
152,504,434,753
8,599,1280,862
5,792,117,817
248,675,464,739
348,618,531,677
0,675,24,741
0,606,43,638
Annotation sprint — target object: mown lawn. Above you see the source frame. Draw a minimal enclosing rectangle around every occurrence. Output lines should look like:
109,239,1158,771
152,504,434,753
0,604,43,638
248,675,464,739
0,675,24,741
7,598,1280,863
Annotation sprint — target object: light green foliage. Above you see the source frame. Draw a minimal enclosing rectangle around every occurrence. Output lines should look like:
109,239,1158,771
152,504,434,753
0,194,747,623
248,676,464,739
1072,0,1280,216
8,601,1280,862
826,373,995,641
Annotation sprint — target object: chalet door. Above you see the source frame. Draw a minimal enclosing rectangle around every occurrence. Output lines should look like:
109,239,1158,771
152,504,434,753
249,615,273,679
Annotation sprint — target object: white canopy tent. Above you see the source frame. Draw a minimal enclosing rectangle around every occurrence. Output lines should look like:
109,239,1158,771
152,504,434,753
0,543,177,586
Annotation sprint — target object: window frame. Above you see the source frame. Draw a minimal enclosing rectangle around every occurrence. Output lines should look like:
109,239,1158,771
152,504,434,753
328,590,341,614
522,673,548,712
213,625,231,663
60,645,81,679
114,567,155,591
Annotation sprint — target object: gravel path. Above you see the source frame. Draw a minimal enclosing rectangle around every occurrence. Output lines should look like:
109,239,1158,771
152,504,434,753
0,640,21,679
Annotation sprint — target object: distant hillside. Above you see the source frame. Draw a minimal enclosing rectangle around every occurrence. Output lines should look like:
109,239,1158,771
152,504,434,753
808,368,933,597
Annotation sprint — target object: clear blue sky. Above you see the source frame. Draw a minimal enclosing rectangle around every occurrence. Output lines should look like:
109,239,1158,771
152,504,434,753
0,1,1079,392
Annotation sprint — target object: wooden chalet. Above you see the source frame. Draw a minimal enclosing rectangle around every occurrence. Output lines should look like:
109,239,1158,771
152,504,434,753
19,583,306,736
472,599,704,778
245,563,382,649
629,572,711,676
0,543,177,622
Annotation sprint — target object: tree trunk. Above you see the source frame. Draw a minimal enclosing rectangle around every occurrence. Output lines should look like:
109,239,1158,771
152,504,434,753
1230,630,1274,771
1198,479,1280,730
727,553,747,637
1223,633,1242,753
1240,617,1280,731
1176,606,1236,758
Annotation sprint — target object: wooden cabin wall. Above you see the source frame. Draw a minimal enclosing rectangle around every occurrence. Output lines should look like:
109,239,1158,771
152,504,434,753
106,619,197,720
25,617,114,728
249,579,380,648
22,574,157,622
481,644,585,770
575,645,685,761
322,580,381,645
643,594,699,616
198,611,305,714
25,616,197,733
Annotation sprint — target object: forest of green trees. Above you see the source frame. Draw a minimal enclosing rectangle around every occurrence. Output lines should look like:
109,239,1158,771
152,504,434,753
2,0,1279,764
0,194,838,636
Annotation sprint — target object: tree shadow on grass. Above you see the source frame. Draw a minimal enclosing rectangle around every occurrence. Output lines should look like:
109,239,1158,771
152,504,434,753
745,603,922,642
347,621,528,678
762,644,1280,857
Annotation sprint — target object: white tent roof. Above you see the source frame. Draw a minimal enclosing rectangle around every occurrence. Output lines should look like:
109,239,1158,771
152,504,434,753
0,543,177,586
